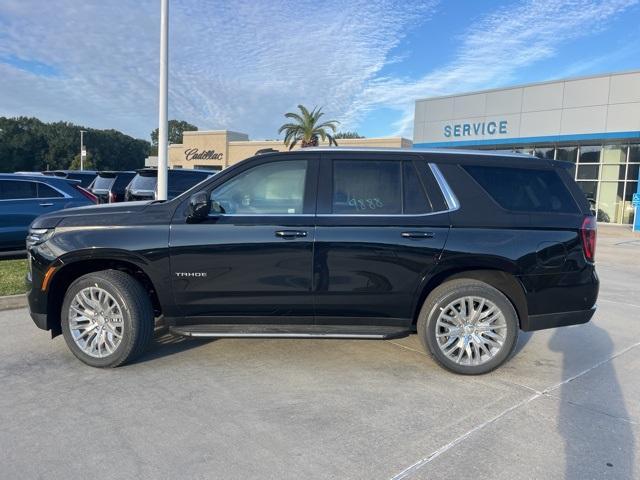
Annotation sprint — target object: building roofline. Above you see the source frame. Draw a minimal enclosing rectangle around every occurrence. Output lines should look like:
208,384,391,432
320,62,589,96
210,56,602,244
414,68,640,103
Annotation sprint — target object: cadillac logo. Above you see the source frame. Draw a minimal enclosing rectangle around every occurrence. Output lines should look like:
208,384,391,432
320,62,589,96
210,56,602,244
184,148,223,161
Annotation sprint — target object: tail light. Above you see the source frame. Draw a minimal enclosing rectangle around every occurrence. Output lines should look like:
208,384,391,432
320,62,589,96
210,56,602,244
108,191,117,203
75,185,98,204
580,215,597,262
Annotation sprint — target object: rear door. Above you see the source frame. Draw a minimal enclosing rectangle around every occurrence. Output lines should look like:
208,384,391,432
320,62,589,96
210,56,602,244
313,153,452,327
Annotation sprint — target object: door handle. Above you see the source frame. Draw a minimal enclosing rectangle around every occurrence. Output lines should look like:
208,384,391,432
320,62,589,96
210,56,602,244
275,230,307,238
39,203,54,207
401,231,435,239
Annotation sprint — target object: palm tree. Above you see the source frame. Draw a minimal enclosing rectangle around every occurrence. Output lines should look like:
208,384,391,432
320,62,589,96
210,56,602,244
278,105,339,149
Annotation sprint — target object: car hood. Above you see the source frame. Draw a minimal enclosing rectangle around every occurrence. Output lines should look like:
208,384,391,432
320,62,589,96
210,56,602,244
31,201,156,229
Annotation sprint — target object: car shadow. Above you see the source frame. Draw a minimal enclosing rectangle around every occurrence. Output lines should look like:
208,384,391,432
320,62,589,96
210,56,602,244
548,323,635,479
513,329,534,356
132,322,216,365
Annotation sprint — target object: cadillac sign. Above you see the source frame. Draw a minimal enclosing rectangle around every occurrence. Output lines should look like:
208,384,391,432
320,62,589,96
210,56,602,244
184,148,223,161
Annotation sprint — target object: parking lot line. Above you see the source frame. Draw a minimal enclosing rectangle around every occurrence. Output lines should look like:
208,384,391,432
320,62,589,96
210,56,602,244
389,339,640,480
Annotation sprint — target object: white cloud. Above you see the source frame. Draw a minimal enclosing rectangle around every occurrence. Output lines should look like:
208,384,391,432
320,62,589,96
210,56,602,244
0,0,435,140
343,0,639,136
0,0,636,141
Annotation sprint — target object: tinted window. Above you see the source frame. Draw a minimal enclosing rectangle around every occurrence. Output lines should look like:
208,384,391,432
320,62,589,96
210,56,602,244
464,165,579,213
129,173,157,192
332,160,401,214
92,176,116,190
403,162,432,214
0,180,37,200
112,173,135,190
211,161,307,214
37,183,64,198
169,171,210,193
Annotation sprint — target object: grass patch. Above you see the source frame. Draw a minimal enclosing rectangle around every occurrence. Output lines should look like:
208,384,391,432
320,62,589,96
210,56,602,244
0,259,28,296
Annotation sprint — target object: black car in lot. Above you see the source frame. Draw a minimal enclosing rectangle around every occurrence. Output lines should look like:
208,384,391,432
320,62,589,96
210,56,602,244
42,170,97,188
26,148,598,374
0,174,96,252
124,168,213,201
90,171,136,203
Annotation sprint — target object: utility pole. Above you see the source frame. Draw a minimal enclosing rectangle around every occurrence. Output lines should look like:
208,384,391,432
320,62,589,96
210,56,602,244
79,130,87,171
156,0,169,200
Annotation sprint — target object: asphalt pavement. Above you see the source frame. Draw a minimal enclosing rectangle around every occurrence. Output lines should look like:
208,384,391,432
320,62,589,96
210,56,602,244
1,226,638,479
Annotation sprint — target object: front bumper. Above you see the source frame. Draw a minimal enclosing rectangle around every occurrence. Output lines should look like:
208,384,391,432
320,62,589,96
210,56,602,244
523,306,596,332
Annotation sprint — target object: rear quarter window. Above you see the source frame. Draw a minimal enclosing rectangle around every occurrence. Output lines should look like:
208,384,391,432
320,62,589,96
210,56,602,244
463,165,579,214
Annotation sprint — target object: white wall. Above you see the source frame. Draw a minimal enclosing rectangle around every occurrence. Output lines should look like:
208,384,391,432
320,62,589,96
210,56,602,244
414,71,640,145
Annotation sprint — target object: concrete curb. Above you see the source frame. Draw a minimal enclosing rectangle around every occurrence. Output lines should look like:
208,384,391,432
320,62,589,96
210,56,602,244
0,294,27,311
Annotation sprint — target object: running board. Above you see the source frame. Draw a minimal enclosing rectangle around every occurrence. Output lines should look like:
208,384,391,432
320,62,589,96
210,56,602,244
169,324,411,340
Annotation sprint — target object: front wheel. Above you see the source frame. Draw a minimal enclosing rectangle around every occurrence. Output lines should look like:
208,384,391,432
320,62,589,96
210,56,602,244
61,270,154,367
417,279,519,375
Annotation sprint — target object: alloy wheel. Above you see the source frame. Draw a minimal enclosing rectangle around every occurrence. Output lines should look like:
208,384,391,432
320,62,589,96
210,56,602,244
435,296,507,366
68,286,124,358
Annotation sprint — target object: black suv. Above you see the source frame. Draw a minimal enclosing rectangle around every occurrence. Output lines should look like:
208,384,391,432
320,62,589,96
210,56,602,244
26,149,598,374
90,171,136,203
125,168,213,201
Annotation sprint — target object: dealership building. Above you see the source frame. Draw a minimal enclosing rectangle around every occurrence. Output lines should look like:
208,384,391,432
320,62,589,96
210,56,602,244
165,130,412,171
413,70,640,225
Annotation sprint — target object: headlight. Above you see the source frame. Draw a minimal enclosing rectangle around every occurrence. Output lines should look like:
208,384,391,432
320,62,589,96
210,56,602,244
26,228,55,248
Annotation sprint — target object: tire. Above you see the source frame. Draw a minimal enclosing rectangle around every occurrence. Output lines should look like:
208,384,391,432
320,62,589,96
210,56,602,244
417,278,519,375
61,270,154,367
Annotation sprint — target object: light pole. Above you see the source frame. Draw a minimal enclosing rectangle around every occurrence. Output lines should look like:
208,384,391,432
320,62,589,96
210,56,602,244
156,0,169,200
79,130,87,171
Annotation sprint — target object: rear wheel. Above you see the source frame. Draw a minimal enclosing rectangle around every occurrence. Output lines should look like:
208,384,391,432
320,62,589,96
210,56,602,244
417,279,519,375
61,270,154,367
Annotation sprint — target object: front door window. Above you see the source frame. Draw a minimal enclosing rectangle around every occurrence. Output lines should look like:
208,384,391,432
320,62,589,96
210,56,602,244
211,160,307,215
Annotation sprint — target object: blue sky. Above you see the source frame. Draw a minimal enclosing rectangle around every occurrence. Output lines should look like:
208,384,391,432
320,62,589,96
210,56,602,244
0,0,639,142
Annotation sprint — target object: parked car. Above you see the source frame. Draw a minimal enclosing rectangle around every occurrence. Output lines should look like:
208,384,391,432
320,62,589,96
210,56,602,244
124,168,213,201
0,174,96,252
26,149,598,373
42,170,97,188
90,171,136,203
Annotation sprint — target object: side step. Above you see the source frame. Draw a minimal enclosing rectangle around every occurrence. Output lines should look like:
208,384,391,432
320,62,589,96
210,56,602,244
169,324,411,340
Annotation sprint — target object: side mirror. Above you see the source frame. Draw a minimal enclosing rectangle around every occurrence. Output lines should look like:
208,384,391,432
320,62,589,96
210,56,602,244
186,191,210,223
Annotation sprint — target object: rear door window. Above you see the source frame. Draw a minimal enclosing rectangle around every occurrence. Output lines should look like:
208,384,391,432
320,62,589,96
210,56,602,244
464,165,579,213
330,159,441,215
332,160,402,214
0,180,37,200
37,183,64,198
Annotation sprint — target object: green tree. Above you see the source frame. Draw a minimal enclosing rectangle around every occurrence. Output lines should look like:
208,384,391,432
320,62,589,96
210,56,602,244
150,119,198,152
278,105,339,149
0,116,150,173
68,152,96,170
335,131,364,139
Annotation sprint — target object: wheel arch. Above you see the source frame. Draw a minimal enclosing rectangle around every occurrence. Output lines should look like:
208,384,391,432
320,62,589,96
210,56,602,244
46,254,162,337
413,268,528,329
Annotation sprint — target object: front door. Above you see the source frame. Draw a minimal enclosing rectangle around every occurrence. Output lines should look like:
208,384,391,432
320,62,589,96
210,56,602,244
313,153,452,327
169,157,318,325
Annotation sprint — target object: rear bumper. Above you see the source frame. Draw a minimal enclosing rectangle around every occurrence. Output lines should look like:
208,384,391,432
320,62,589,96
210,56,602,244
523,306,596,332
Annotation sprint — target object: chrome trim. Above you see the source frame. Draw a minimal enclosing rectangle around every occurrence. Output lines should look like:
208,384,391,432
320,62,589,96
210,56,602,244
298,146,533,159
207,213,313,217
170,329,387,339
429,163,460,211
